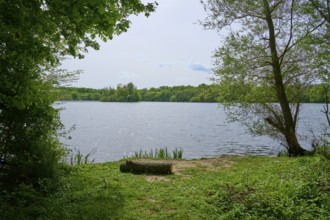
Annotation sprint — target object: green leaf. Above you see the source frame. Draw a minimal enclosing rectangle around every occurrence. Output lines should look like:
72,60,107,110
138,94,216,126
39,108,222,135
10,51,17,56
13,99,26,110
98,5,105,15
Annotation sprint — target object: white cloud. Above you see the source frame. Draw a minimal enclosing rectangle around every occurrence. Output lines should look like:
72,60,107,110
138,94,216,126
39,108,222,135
188,63,210,73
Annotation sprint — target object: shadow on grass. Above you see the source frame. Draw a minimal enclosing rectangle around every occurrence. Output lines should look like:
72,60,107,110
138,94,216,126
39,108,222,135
0,184,125,220
48,184,125,219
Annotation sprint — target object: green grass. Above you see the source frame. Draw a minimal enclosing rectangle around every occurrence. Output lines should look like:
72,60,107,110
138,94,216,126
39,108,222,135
1,156,330,219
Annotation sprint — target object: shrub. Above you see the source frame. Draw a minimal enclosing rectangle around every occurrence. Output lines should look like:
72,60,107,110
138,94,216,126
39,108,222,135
313,146,330,160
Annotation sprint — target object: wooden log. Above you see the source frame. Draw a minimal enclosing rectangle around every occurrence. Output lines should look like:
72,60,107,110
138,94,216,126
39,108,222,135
120,160,173,174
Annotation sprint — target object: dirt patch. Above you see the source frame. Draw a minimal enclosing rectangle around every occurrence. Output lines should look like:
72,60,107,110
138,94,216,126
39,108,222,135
145,176,173,183
171,158,234,174
134,157,235,182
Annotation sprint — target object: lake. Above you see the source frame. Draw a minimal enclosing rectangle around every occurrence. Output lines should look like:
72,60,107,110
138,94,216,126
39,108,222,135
58,102,325,162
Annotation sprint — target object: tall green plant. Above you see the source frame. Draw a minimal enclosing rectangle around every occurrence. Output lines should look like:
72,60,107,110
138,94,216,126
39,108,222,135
69,148,97,165
173,148,184,159
127,147,184,159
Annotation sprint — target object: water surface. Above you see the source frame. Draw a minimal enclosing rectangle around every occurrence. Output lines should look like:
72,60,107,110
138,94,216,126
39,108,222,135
58,102,324,162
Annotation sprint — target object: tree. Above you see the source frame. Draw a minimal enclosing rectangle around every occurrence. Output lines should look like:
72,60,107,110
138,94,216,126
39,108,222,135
306,0,330,126
201,0,327,155
126,82,141,102
0,0,156,188
100,83,141,102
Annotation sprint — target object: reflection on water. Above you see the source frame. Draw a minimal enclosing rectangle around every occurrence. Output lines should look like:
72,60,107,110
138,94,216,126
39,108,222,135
58,102,324,162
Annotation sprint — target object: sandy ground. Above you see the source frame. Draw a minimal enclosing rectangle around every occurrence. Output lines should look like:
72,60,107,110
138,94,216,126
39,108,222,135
131,158,235,182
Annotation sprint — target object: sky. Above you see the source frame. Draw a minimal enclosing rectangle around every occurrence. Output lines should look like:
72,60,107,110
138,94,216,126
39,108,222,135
61,0,222,89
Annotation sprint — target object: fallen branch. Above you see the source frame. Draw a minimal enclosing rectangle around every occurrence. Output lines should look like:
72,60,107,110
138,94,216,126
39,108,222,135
120,160,173,174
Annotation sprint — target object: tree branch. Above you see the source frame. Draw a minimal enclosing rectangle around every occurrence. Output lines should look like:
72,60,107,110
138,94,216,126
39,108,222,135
328,0,330,22
309,0,330,23
321,85,330,126
278,20,325,65
293,101,300,128
279,0,295,66
263,103,286,134
270,0,284,13
234,13,265,20
265,117,286,134
283,65,311,85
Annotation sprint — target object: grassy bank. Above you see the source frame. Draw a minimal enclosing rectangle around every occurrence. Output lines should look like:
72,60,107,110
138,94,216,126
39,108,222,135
1,156,330,219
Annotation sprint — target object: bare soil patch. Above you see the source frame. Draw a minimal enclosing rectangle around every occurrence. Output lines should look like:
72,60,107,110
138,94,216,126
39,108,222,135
171,157,234,174
136,157,235,182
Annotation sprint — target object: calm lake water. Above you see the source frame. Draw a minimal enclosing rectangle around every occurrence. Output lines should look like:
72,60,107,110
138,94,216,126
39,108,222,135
58,102,324,162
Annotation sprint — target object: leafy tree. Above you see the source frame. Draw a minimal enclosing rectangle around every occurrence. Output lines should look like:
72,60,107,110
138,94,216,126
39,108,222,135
170,95,177,102
0,0,156,188
100,83,141,102
306,0,330,127
126,82,141,102
201,0,328,155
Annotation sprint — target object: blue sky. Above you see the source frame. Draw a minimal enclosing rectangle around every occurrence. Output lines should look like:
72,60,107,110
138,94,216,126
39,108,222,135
61,0,221,89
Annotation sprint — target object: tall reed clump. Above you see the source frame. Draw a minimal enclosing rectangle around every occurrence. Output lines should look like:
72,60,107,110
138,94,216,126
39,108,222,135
68,148,97,165
172,148,184,159
127,147,184,160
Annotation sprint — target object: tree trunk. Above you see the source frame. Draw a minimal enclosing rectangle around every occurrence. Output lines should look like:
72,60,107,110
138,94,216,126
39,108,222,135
120,160,173,174
263,0,306,156
321,86,330,126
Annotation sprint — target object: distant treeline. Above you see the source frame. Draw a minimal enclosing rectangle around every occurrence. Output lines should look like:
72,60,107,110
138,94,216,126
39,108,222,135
56,83,328,103
56,83,221,102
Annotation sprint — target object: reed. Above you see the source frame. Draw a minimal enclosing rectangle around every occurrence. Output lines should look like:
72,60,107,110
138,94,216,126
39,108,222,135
126,147,183,160
173,148,184,159
69,148,97,165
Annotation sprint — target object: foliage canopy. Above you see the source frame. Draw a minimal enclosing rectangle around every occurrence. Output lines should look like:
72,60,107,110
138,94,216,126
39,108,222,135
202,0,330,155
0,0,156,188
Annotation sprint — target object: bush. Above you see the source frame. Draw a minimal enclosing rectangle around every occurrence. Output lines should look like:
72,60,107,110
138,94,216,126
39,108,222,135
208,157,330,219
313,146,330,160
190,96,201,102
0,70,65,189
0,183,52,219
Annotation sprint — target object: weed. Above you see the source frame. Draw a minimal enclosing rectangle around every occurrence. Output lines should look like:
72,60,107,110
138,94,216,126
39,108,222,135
68,148,97,165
